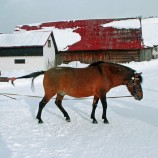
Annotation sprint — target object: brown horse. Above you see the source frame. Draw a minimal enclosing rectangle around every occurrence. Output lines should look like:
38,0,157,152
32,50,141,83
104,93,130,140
14,61,143,124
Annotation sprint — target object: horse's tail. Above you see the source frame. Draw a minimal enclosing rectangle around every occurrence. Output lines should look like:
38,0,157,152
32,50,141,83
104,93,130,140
12,71,45,90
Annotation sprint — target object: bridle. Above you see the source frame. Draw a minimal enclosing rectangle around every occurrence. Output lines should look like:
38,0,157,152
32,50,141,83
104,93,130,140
127,78,141,90
127,73,142,98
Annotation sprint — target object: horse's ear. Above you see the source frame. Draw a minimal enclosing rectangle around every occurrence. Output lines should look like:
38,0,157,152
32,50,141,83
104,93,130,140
134,72,143,82
134,72,142,78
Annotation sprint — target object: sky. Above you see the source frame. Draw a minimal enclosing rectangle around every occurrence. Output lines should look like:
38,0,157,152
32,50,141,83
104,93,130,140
0,0,158,33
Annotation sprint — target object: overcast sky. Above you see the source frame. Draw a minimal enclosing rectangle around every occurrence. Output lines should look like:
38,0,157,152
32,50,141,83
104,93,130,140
0,0,158,33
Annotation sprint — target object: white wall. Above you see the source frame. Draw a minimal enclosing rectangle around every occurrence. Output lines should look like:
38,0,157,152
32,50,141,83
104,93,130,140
0,56,44,71
43,36,56,69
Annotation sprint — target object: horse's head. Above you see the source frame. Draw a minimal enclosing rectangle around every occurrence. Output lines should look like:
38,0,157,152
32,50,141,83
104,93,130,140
126,72,143,100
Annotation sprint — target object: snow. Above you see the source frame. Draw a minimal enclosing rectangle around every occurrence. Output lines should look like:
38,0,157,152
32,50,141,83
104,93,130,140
49,27,81,51
0,31,52,47
142,18,158,46
34,27,81,51
101,19,140,29
0,59,158,158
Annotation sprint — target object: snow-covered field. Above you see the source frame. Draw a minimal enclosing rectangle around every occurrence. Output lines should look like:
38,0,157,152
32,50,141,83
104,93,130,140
0,59,158,158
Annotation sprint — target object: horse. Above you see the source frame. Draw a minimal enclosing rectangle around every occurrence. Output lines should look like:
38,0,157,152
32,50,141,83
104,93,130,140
13,61,143,124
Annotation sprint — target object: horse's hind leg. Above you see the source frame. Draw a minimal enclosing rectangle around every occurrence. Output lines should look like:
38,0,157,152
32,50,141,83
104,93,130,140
101,95,109,124
36,96,50,123
55,94,71,122
91,96,99,124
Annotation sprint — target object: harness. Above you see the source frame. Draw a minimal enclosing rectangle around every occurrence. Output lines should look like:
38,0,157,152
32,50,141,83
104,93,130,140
127,76,142,93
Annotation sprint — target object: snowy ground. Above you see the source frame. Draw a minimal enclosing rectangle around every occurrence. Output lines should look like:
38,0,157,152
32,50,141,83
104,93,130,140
0,59,158,158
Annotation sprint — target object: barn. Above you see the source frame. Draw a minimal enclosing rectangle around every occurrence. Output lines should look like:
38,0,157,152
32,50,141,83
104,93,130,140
0,31,56,71
16,18,153,65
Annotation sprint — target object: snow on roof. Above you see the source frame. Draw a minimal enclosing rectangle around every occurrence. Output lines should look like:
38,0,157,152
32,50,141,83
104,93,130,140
13,17,158,50
142,18,158,46
101,17,158,47
14,27,81,51
41,27,81,51
15,19,143,51
101,19,141,29
0,31,52,48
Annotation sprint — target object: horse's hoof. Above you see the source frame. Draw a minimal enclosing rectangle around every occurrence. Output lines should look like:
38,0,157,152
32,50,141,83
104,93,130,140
66,118,71,122
38,120,44,124
103,119,109,124
92,120,98,124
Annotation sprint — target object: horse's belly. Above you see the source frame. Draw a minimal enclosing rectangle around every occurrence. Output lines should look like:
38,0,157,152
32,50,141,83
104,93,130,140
64,86,94,98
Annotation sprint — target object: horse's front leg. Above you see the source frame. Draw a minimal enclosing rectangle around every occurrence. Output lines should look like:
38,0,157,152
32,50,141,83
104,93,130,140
101,95,109,124
91,96,99,124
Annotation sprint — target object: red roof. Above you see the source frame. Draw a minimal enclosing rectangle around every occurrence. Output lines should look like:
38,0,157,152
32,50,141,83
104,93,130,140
16,18,143,51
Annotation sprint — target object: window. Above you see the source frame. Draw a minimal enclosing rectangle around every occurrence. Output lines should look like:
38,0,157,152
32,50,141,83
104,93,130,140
154,46,158,52
14,59,25,64
48,40,51,47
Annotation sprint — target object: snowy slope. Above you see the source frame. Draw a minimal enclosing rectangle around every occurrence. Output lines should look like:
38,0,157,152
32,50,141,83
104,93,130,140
0,59,158,158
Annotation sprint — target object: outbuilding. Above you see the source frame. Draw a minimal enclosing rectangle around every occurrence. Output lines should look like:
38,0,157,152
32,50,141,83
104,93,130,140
0,31,56,71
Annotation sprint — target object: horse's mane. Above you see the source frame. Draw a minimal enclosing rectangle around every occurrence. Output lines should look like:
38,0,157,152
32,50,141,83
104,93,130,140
89,61,134,72
89,61,139,80
89,61,105,67
89,61,143,82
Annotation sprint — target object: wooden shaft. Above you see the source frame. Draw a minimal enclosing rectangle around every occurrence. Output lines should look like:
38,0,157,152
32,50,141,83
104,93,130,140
0,77,9,82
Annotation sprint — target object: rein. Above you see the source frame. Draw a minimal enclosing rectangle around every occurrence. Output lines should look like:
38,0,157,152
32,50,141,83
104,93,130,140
0,92,133,100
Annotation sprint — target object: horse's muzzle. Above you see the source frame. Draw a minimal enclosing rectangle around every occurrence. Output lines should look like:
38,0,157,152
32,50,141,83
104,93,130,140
134,94,143,101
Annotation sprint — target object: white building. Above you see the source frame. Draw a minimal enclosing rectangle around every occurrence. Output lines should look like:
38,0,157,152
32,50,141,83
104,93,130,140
0,31,56,71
